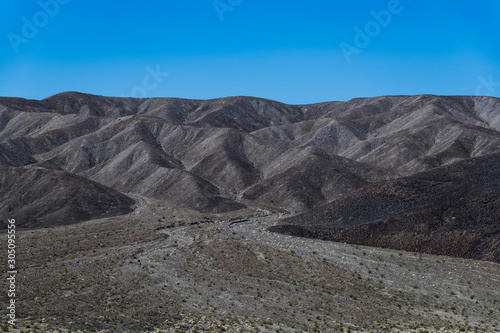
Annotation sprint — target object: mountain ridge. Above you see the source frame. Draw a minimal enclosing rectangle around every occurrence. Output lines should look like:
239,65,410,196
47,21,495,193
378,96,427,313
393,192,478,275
2,92,500,258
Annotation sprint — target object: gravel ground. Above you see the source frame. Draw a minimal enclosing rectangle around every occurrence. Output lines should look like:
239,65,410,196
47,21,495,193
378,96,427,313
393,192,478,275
5,199,500,332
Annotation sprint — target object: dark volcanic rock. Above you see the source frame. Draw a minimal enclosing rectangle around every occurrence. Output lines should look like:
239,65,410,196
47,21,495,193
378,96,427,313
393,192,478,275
270,152,500,263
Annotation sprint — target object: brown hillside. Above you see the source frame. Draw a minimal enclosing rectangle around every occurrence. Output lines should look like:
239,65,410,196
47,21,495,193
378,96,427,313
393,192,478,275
270,152,500,262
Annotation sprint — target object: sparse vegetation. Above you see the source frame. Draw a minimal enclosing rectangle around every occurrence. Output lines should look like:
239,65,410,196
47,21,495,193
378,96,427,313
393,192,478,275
1,94,500,332
2,203,498,333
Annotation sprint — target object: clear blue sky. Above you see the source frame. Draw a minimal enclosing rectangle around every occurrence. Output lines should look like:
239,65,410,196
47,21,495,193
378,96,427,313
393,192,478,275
1,0,499,104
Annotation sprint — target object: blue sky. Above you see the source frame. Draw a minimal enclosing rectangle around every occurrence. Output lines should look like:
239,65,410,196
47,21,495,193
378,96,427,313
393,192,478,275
0,0,499,104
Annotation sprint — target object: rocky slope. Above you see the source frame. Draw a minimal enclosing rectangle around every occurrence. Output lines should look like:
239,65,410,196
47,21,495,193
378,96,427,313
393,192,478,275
2,91,500,333
0,166,135,229
270,152,500,263
1,92,500,231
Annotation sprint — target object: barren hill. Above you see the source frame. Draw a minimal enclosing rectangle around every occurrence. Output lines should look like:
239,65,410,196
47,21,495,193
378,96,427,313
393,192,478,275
0,166,134,229
1,92,500,232
270,152,500,262
3,92,500,332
